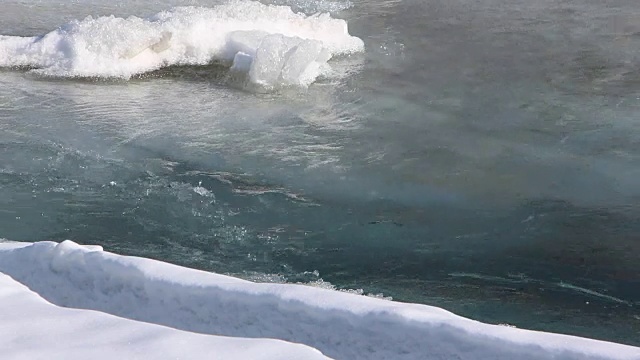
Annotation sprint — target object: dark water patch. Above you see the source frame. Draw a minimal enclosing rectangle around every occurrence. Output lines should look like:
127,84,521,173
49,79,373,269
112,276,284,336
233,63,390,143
1,118,638,346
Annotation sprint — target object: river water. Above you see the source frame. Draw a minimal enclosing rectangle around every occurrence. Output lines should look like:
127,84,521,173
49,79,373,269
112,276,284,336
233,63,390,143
1,0,639,345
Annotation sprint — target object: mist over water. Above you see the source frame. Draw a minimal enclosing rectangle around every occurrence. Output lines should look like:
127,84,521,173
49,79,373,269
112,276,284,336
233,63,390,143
1,0,639,345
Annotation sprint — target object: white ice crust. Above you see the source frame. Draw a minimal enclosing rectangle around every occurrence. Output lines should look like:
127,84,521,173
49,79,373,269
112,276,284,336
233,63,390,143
0,240,638,360
0,272,328,360
0,1,364,87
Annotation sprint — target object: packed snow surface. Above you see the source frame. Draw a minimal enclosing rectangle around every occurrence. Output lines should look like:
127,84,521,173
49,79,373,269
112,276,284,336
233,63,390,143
0,240,639,360
0,0,364,87
0,272,328,360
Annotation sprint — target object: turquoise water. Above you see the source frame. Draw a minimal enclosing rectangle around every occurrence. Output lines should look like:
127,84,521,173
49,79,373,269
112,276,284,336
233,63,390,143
1,0,639,345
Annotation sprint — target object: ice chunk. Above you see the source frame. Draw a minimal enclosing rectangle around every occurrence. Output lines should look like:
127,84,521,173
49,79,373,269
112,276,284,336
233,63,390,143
0,1,365,88
249,34,330,87
231,51,253,72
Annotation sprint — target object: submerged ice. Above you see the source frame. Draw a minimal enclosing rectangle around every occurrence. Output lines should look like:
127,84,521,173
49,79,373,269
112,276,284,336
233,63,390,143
0,0,364,87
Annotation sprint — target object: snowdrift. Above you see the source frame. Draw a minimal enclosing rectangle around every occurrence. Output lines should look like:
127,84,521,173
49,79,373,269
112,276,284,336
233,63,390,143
0,271,328,360
0,240,638,360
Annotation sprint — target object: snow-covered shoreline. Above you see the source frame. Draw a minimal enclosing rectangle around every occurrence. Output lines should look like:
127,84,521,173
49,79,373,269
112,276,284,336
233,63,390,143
0,271,328,360
1,240,639,360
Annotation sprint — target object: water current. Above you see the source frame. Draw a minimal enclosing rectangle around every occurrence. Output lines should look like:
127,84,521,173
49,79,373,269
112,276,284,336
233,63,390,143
1,0,639,345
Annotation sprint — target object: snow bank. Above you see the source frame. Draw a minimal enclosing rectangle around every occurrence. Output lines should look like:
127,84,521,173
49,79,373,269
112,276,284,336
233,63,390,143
0,0,363,87
0,268,328,360
0,241,639,360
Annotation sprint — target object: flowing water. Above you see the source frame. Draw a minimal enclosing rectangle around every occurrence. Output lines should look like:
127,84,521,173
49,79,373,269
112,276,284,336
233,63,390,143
1,0,639,345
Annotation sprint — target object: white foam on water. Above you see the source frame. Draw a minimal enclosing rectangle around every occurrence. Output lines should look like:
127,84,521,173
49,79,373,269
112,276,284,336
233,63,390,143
0,0,364,88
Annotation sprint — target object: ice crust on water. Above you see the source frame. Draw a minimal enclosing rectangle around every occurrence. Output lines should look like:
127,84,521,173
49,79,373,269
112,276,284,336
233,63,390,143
1,240,639,360
0,0,364,87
